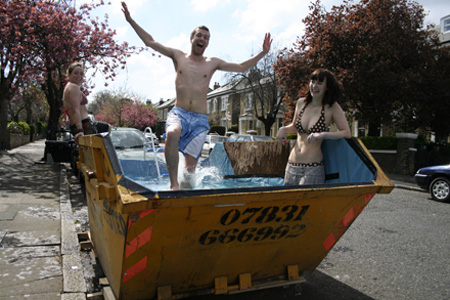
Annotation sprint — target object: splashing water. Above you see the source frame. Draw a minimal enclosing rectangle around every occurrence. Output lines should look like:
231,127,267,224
129,153,284,191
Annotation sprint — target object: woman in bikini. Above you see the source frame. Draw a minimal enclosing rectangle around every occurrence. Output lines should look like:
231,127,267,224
276,68,351,185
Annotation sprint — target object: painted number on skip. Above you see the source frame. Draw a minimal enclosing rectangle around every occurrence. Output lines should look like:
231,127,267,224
199,205,310,245
220,205,309,225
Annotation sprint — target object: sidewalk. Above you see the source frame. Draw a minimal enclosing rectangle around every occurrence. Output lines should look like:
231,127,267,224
386,173,424,192
0,139,85,300
0,140,425,300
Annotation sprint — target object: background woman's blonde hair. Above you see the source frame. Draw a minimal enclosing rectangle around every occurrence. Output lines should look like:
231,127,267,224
66,62,84,77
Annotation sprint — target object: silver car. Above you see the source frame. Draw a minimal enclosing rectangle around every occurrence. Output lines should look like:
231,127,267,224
202,134,228,156
110,127,164,161
145,133,160,147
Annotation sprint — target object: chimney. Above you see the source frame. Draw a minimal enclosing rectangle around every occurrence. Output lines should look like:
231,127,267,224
214,82,220,90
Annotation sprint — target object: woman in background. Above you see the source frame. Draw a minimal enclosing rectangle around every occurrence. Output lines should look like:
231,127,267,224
62,62,109,143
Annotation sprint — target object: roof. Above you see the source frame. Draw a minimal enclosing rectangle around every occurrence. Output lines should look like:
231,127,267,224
155,97,176,109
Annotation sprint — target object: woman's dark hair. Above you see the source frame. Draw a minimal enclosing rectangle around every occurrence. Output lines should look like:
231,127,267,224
304,68,342,106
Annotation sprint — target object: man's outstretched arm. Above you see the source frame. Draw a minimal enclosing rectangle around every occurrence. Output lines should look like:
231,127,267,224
217,33,272,73
121,2,177,58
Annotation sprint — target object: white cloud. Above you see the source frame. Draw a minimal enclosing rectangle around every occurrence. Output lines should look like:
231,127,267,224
111,0,148,15
115,26,129,40
189,0,230,12
233,0,308,45
166,33,191,51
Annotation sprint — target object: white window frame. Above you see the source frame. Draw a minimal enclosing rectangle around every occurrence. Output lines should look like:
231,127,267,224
207,100,211,114
442,15,450,33
213,98,218,113
221,95,228,112
245,94,253,111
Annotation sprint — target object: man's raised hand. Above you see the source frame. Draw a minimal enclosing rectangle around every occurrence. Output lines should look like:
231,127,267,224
121,2,131,22
263,33,272,54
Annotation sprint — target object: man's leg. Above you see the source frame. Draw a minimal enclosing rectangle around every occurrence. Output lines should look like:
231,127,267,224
165,124,181,190
179,154,197,189
184,154,197,173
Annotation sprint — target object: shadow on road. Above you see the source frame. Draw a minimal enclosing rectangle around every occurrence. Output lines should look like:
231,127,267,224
192,270,374,300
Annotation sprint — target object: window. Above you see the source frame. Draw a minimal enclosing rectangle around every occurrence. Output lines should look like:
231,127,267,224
278,119,283,129
213,98,218,112
442,15,450,33
445,18,450,33
221,96,228,112
245,94,253,111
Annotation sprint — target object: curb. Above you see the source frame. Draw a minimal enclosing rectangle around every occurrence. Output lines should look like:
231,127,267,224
394,183,425,193
60,166,87,300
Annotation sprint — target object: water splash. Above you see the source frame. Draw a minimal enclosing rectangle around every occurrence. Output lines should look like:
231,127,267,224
128,152,284,191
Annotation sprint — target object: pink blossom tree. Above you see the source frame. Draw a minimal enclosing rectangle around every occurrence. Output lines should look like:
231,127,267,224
0,0,140,148
121,101,158,130
95,98,132,128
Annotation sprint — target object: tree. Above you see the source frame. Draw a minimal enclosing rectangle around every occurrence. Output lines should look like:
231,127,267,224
95,96,132,128
122,101,158,130
275,0,450,136
414,44,450,141
93,90,158,129
89,87,144,115
227,47,284,136
8,81,48,125
0,1,38,148
0,1,139,149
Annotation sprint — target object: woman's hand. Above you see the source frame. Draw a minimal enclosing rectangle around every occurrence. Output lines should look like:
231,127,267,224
307,132,324,143
276,127,288,145
74,132,84,144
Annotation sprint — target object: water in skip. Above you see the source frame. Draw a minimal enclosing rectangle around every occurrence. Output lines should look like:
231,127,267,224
122,153,284,191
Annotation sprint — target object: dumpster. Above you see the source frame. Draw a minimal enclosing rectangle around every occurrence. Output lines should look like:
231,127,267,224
77,134,393,300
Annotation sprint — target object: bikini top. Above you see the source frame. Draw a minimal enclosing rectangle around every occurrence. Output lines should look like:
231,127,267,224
295,103,327,134
81,93,88,105
61,92,88,125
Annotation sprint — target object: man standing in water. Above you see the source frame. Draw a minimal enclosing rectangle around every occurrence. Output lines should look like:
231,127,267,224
122,2,272,190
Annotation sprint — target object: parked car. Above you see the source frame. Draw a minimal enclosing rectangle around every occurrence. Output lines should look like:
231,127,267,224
227,134,276,142
144,132,160,147
202,134,228,156
414,164,450,202
110,127,164,161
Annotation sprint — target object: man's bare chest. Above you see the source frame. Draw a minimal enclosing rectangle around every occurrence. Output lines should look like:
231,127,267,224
176,58,215,80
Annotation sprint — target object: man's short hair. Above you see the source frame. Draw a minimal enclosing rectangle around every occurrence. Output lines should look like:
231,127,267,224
191,25,210,39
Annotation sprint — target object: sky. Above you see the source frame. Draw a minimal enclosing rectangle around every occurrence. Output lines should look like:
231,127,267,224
85,0,450,104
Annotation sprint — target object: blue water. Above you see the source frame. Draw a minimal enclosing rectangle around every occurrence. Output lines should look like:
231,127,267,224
127,166,284,191
117,140,376,192
118,143,284,191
